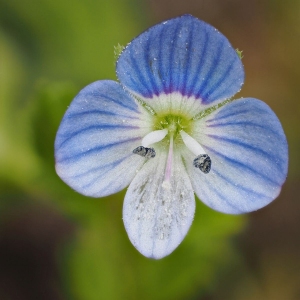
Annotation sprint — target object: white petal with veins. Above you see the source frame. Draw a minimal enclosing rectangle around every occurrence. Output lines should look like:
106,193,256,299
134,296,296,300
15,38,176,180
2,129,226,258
123,149,195,259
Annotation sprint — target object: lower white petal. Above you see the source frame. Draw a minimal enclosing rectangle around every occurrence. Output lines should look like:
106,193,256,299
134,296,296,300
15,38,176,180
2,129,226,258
123,149,195,259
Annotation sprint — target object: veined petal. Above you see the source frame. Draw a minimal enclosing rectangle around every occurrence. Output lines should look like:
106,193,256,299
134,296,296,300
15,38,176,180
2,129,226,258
116,14,244,107
123,149,195,259
183,98,288,214
55,80,152,197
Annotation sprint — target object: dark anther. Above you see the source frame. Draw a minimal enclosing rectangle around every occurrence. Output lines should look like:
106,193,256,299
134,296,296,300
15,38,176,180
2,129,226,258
133,146,156,158
193,154,211,174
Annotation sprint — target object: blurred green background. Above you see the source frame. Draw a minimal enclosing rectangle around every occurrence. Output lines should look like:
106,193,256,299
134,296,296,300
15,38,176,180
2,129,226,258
0,0,299,299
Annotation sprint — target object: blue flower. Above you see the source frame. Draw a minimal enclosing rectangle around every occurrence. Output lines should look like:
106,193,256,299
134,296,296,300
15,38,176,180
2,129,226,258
55,15,288,259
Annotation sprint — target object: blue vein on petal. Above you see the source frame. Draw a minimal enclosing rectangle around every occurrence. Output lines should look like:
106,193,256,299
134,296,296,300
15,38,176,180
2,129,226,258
144,28,159,96
211,62,241,101
130,45,152,97
182,20,195,96
80,156,130,190
205,108,267,124
84,92,139,113
198,177,243,213
68,154,131,179
67,110,139,120
205,109,253,123
57,137,140,163
207,183,244,213
206,121,279,136
169,21,182,94
158,26,168,93
57,124,139,149
212,168,270,202
196,38,225,100
207,134,285,170
204,145,280,185
202,56,235,100
187,29,209,98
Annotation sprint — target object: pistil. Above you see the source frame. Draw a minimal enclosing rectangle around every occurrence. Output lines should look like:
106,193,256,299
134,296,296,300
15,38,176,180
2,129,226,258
162,134,174,190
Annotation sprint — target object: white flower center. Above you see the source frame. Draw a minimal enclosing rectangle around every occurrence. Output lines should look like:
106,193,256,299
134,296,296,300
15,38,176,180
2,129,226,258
133,127,211,175
132,95,212,176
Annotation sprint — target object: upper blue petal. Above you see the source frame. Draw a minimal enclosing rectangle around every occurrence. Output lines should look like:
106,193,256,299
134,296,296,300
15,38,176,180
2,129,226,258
183,98,288,214
55,80,149,197
116,14,244,106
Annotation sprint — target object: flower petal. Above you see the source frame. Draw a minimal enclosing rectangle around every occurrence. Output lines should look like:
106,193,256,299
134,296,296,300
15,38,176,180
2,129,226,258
55,80,152,197
123,149,195,259
183,98,288,214
116,14,244,107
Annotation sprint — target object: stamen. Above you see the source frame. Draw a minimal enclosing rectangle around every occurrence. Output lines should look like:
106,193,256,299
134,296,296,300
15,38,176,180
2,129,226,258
162,135,174,190
180,130,212,174
180,130,206,156
133,129,168,159
133,146,156,158
193,154,211,174
142,129,168,147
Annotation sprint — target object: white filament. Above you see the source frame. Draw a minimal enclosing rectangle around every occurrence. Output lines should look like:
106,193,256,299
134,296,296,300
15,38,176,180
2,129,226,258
142,129,168,147
180,130,206,156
